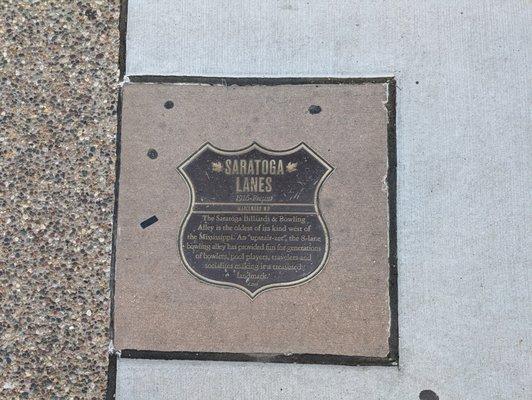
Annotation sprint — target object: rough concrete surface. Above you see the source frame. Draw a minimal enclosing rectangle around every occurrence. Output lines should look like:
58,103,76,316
0,1,119,398
118,0,531,399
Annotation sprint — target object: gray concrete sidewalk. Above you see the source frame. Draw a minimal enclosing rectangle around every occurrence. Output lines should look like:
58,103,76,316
117,0,531,399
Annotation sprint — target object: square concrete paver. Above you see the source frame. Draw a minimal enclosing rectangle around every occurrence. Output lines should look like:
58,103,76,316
113,80,396,361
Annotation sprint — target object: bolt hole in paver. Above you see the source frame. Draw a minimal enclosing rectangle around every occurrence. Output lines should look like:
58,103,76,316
419,390,439,400
140,215,158,229
147,149,158,159
164,100,174,109
308,104,321,114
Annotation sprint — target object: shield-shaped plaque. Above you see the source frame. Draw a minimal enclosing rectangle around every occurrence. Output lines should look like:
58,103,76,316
177,142,333,298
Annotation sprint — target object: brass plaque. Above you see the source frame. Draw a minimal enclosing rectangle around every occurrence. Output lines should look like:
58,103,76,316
178,142,333,298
